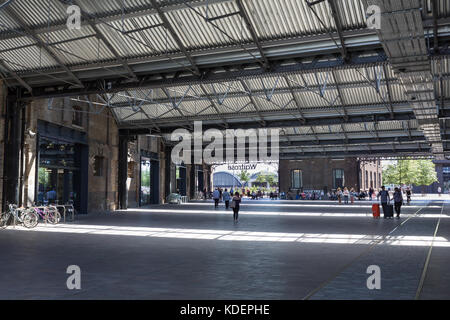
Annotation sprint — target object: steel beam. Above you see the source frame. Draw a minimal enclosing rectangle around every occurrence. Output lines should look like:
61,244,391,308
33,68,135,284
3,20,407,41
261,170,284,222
199,84,229,128
0,59,32,93
120,108,424,134
149,0,200,76
239,79,266,126
235,0,270,69
18,50,389,100
327,0,348,60
71,0,138,82
3,6,84,88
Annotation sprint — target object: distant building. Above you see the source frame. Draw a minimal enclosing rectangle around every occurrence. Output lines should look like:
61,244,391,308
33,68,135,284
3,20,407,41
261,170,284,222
279,158,382,193
213,172,242,189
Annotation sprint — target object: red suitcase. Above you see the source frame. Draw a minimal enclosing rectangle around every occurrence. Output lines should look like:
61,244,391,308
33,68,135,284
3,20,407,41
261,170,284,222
372,204,380,219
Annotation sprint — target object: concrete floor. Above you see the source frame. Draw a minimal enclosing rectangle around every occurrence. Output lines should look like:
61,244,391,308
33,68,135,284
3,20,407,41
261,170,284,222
0,199,448,300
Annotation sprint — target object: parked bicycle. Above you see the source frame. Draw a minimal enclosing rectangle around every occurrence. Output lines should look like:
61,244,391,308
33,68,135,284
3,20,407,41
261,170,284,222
30,204,61,224
0,204,39,229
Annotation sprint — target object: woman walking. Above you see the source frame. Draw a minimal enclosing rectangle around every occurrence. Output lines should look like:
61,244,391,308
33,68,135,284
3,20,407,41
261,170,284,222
350,188,355,204
393,187,403,219
231,192,241,223
343,187,349,204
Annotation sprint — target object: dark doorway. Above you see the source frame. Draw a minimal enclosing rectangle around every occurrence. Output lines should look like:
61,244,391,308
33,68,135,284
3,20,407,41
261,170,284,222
140,158,160,206
177,165,187,196
150,160,160,204
198,170,204,192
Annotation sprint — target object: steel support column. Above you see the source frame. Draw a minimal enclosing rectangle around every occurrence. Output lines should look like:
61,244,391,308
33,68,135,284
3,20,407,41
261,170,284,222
118,135,129,210
2,89,23,211
164,145,173,202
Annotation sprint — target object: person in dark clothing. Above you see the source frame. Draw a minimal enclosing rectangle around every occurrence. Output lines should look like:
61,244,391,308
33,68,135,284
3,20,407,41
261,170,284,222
231,192,241,223
406,188,411,205
393,187,403,219
212,189,220,208
378,186,390,219
222,189,231,209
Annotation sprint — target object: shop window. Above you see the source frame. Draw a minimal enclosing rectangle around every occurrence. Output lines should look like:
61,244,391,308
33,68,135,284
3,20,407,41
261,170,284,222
93,156,104,177
72,106,83,127
333,169,345,189
291,170,302,190
443,167,450,193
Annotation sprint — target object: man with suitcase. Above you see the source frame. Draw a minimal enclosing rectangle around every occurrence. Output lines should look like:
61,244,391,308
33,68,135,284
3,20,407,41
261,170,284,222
378,186,393,219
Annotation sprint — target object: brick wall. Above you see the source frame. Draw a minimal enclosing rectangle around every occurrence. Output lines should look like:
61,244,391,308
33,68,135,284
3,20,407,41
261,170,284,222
279,158,359,192
360,160,383,191
22,96,121,213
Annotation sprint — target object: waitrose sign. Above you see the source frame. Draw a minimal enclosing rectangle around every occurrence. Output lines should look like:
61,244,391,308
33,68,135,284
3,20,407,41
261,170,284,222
227,164,258,171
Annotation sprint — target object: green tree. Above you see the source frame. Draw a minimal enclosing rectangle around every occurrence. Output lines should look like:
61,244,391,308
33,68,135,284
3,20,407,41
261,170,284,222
38,167,50,187
382,159,418,186
266,174,276,187
414,159,438,194
382,163,399,185
239,170,250,185
265,174,277,187
255,174,267,185
382,159,438,195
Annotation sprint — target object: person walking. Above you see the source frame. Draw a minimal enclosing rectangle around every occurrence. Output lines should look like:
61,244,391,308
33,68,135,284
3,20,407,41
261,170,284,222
343,187,349,204
438,186,442,197
231,192,242,223
336,188,342,204
393,187,403,219
406,187,411,205
378,186,390,218
213,188,220,208
369,187,374,200
223,189,231,209
350,188,355,204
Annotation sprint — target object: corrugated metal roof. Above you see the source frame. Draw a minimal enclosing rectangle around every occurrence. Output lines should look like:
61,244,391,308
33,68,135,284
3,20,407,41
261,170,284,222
0,0,382,72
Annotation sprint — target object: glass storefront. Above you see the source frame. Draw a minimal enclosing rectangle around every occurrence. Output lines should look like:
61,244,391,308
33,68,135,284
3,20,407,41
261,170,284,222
37,137,79,206
443,167,450,193
140,158,151,206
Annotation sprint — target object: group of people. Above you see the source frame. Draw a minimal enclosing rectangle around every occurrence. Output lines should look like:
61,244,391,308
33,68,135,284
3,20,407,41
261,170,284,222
212,188,242,223
335,187,357,204
283,190,325,200
378,186,405,219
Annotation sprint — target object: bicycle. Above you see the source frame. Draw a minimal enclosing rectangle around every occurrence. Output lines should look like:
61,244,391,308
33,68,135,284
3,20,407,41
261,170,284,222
0,204,39,229
31,205,61,224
